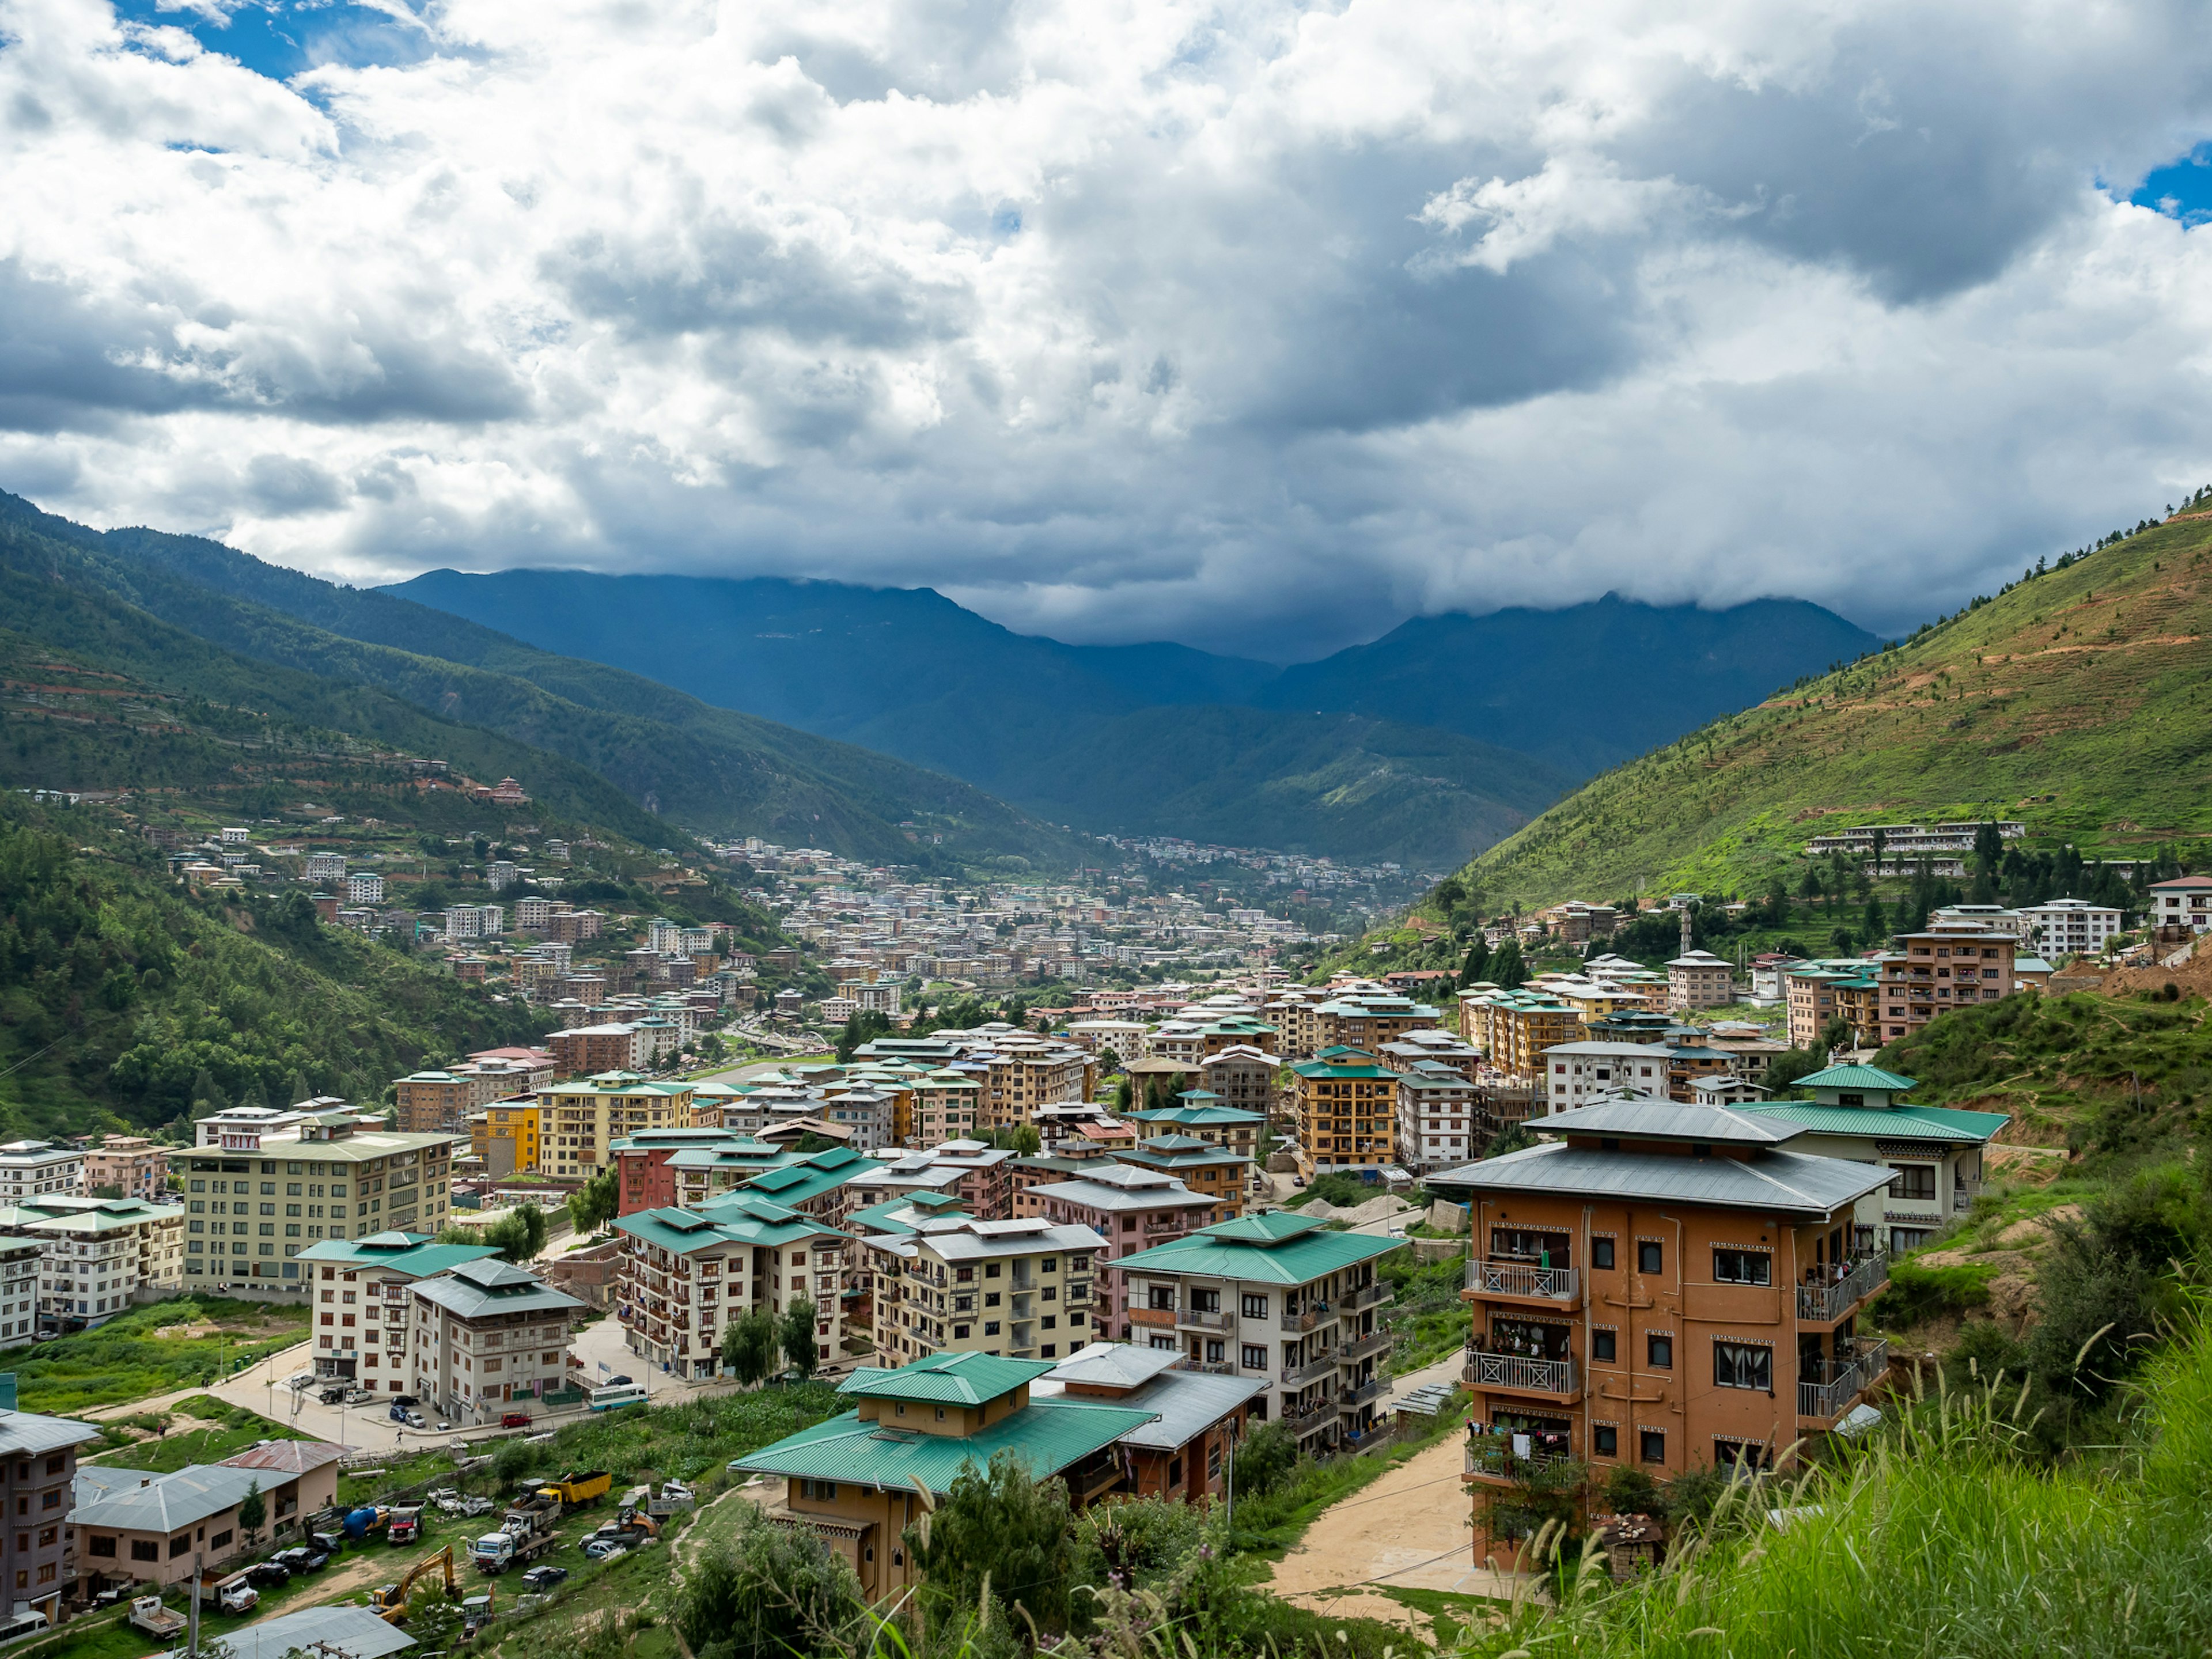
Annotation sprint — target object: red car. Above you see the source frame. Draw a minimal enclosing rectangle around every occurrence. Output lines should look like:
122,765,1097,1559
500,1411,532,1429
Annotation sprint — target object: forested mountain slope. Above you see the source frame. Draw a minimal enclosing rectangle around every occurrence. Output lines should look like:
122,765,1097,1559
1456,512,2212,908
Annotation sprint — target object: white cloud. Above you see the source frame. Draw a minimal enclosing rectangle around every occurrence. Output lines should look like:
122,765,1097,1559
3,0,2212,655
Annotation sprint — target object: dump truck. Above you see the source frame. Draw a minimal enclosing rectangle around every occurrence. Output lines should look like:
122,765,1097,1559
537,1469,611,1509
128,1596,184,1640
471,1494,559,1574
388,1506,424,1546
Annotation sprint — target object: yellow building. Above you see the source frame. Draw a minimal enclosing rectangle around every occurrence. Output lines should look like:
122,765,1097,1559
1459,990,1584,1085
537,1072,695,1178
468,1100,541,1177
1289,1046,1400,1169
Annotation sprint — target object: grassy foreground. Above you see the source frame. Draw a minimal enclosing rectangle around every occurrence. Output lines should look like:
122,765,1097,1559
1459,1309,2212,1657
5,1297,308,1414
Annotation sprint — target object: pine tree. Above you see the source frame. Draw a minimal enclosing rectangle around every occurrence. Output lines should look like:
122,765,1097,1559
1490,938,1528,991
1458,935,1493,987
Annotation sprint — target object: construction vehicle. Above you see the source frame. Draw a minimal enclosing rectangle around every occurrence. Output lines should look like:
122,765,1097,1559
646,1480,695,1520
536,1469,611,1509
461,1588,496,1638
211,1571,258,1615
343,1503,391,1540
369,1544,459,1624
388,1505,424,1546
472,1492,560,1573
128,1596,184,1639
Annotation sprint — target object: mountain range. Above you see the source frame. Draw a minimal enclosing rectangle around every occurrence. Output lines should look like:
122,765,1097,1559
390,569,1877,865
1448,510,2212,909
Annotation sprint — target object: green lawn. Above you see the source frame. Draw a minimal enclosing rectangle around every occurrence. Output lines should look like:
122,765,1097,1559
3,1296,308,1414
85,1404,313,1472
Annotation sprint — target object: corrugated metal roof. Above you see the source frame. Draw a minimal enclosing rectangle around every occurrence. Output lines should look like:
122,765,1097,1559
209,1604,415,1659
839,1352,1054,1405
1744,1103,2008,1143
0,1411,99,1459
1427,1142,1893,1217
1532,1097,1805,1145
1113,1220,1402,1285
1797,1064,1918,1091
75,1464,262,1532
219,1440,346,1475
731,1399,1155,1494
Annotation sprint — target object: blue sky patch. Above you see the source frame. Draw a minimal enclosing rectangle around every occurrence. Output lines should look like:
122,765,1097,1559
2128,142,2212,227
113,1,433,82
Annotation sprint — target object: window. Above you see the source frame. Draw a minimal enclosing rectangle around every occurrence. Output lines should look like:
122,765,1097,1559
169,1534,191,1558
1636,1240,1663,1275
210,1529,233,1550
1888,1164,1937,1201
1592,1425,1618,1457
1714,1438,1771,1472
800,1479,839,1501
1591,1330,1616,1363
1639,1429,1666,1464
1590,1237,1615,1271
132,1540,160,1563
1241,1344,1267,1370
1713,1249,1771,1286
89,1535,116,1558
1890,1226,1935,1255
1713,1342,1772,1391
1646,1334,1673,1369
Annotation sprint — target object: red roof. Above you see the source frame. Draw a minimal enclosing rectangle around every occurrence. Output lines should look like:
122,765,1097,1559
219,1439,346,1475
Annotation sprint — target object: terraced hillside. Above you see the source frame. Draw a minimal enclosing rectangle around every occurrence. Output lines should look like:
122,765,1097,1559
1457,509,2212,908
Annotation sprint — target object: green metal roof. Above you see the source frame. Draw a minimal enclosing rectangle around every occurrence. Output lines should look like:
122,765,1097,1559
1290,1057,1393,1080
848,1196,969,1236
1127,1104,1267,1128
296,1234,499,1277
1796,1064,1918,1092
838,1350,1054,1406
1114,1214,1402,1284
730,1399,1155,1496
1741,1103,2009,1143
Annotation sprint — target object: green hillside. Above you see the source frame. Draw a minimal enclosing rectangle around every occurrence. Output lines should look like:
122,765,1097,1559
1452,509,2212,908
0,493,1082,871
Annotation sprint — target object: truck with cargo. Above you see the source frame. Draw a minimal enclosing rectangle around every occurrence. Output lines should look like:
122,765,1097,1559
471,1493,559,1574
128,1596,184,1639
537,1469,611,1509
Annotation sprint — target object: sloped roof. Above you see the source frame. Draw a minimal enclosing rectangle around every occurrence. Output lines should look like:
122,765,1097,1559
1741,1102,2009,1144
1427,1140,1893,1218
75,1463,260,1532
1798,1064,1918,1092
838,1351,1054,1406
732,1399,1155,1495
1531,1097,1806,1145
214,1604,415,1659
411,1257,582,1320
220,1438,346,1476
1113,1214,1401,1285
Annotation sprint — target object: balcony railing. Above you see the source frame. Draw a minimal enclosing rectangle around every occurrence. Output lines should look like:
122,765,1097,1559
1462,1350,1578,1396
1799,1339,1890,1421
1280,1303,1336,1332
1281,1349,1339,1385
1283,1397,1337,1434
1796,1255,1889,1323
1340,1281,1393,1313
1177,1307,1236,1332
1464,1439,1574,1478
1339,1376,1388,1408
1465,1260,1580,1301
1339,1329,1393,1362
1130,1305,1177,1329
1184,1359,1239,1376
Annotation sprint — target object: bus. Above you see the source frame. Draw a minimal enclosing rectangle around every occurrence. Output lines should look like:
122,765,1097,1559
588,1382,647,1411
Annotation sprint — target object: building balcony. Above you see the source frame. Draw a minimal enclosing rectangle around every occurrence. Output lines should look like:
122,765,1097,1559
1796,1254,1889,1323
1800,1339,1890,1424
1462,1349,1579,1399
1339,1329,1392,1363
1281,1349,1339,1385
1463,1438,1574,1480
1280,1303,1336,1332
1283,1397,1338,1435
1339,1376,1388,1408
1464,1260,1579,1304
1340,1281,1393,1314
1184,1359,1239,1376
1177,1306,1236,1332
1130,1305,1177,1330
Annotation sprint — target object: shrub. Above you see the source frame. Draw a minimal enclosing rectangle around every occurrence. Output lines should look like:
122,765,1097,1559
1942,1318,2031,1393
1869,1259,1996,1327
676,1505,869,1659
2028,1232,2158,1402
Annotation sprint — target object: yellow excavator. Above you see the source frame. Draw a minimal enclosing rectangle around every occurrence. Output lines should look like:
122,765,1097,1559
369,1543,459,1624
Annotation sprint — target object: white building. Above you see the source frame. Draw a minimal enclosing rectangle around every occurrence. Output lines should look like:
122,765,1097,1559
1665,949,1734,1012
0,1141,82,1201
2018,899,2124,957
444,904,505,939
1393,1061,1482,1173
2152,876,2212,934
0,1238,39,1341
486,861,519,892
304,852,346,880
853,981,903,1016
346,873,386,906
0,1196,187,1328
219,827,251,845
1539,1041,1673,1110
408,1257,585,1426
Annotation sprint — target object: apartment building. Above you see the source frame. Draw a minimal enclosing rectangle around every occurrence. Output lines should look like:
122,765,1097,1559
960,1035,1096,1133
409,1257,585,1426
1113,1210,1400,1452
1309,992,1441,1055
82,1136,168,1202
1460,989,1584,1084
1743,1064,2006,1255
0,1196,185,1328
549,1022,649,1077
846,1143,1017,1221
1430,1097,1896,1542
1143,1014,1278,1065
1289,1047,1399,1170
540,1073,696,1178
1783,960,1885,1049
614,1190,851,1378
468,1101,543,1177
866,1213,1106,1366
1115,1135,1253,1221
1395,1062,1483,1173
180,1121,460,1290
195,1100,349,1148
0,1239,37,1341
1377,1028,1483,1084
730,1354,1153,1603
1877,922,2020,1041
298,1231,501,1391
1665,949,1735,1012
1020,1165,1215,1339
1196,1045,1278,1122
0,1142,82,1202
2,1411,99,1621
395,1056,548,1134
2018,898,2124,957
1042,1342,1264,1506
2151,875,2212,934
1124,1094,1269,1158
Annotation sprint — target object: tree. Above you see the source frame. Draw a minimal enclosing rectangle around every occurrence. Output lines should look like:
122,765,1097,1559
1009,1122,1041,1157
238,1479,266,1547
1489,937,1528,991
723,1308,777,1388
906,1449,1074,1639
1229,1421,1297,1499
835,1009,892,1063
1458,934,1492,987
677,1505,868,1659
778,1299,820,1380
1862,897,1887,944
491,1434,543,1490
568,1168,619,1235
484,1202,548,1264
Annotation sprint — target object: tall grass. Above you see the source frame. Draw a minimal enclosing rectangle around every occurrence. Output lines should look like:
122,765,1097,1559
1455,1310,2212,1658
2,1296,308,1414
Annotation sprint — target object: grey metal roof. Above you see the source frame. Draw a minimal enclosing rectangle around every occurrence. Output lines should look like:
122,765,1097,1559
1038,1344,1264,1448
1426,1141,1893,1219
1047,1342,1182,1389
411,1257,583,1321
75,1464,262,1532
1530,1096,1808,1145
1025,1170,1210,1213
195,1604,416,1659
0,1410,99,1459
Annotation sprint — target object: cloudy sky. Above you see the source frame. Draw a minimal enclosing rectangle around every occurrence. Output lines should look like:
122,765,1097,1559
4,0,2212,658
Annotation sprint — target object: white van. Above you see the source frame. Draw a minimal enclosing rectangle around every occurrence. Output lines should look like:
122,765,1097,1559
588,1382,646,1411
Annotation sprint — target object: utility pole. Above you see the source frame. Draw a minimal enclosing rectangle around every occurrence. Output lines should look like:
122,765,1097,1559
187,1553,202,1659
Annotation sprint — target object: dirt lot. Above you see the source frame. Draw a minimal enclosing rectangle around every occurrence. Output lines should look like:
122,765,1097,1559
1264,1435,1524,1631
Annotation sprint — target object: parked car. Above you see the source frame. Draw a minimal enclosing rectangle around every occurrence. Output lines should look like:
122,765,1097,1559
521,1566,568,1592
244,1561,291,1588
271,1547,315,1574
344,1389,376,1404
581,1537,626,1562
500,1411,533,1430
